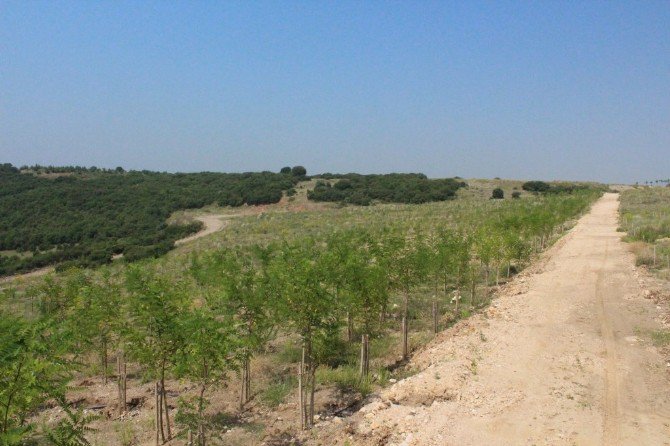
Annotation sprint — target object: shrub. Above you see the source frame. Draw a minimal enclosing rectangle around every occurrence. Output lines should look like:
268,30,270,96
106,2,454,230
522,181,551,193
491,188,504,199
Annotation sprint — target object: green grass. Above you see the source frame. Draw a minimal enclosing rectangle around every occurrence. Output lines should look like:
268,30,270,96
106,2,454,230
620,187,670,278
316,365,373,397
650,330,670,347
259,375,296,408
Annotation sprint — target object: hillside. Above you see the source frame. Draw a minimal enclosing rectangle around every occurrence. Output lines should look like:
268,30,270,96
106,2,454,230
0,164,302,275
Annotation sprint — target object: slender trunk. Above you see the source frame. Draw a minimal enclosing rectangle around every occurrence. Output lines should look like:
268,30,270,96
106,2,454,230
309,361,316,427
102,338,108,384
188,430,194,446
401,291,409,360
347,311,354,343
299,342,306,430
158,381,165,443
198,381,206,446
239,354,249,411
155,382,161,446
433,275,439,334
653,244,657,267
359,334,369,377
162,376,171,440
470,268,477,309
507,262,511,278
117,350,127,414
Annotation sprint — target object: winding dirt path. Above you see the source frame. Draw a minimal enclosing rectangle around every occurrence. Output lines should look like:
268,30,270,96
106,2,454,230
174,214,228,246
316,193,670,445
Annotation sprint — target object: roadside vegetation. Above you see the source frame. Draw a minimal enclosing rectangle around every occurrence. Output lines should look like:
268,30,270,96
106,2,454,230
619,186,670,278
0,180,601,445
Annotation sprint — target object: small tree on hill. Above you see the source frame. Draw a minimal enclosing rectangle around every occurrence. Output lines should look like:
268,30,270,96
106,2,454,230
491,188,504,199
291,166,307,177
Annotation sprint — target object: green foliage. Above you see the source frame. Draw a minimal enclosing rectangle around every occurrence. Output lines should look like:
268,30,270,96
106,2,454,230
0,297,80,445
124,264,188,380
316,365,373,397
291,166,307,177
45,405,97,446
0,164,298,275
307,173,467,205
522,181,551,193
491,188,504,199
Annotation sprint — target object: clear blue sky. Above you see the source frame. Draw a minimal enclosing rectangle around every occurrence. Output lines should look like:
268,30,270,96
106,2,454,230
1,1,668,183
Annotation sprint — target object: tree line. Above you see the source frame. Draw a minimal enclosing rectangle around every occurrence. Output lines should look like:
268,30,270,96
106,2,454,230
0,189,600,445
0,165,305,276
307,173,468,205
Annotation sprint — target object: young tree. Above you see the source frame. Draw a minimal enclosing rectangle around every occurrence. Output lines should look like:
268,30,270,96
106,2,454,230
190,248,275,411
0,291,81,445
344,234,388,376
175,304,240,446
267,241,337,429
380,228,430,360
124,265,188,445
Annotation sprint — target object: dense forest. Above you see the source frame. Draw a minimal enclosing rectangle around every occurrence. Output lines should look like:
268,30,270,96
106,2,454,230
307,173,468,205
0,163,302,275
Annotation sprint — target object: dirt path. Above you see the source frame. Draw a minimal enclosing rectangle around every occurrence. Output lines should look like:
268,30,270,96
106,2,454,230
174,214,228,246
315,193,670,445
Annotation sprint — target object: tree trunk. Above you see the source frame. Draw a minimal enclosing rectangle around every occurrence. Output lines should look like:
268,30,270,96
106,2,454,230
309,362,316,428
347,311,354,343
239,355,250,411
470,268,477,309
299,343,306,430
432,300,439,334
155,382,161,446
117,350,127,414
359,334,369,377
402,291,409,359
198,381,206,446
102,339,108,384
162,377,171,441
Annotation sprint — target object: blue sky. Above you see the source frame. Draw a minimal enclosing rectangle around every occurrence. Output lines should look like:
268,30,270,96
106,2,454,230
1,1,668,183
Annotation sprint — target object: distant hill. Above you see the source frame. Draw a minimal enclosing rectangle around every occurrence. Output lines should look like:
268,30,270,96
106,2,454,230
0,163,302,275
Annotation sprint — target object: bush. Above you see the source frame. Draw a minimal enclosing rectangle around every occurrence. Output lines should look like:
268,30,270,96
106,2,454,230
522,181,551,193
491,188,504,199
307,173,467,205
291,165,307,177
512,191,521,199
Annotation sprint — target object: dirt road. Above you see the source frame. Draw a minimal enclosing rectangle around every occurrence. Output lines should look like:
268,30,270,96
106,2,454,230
318,193,670,445
174,214,228,246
